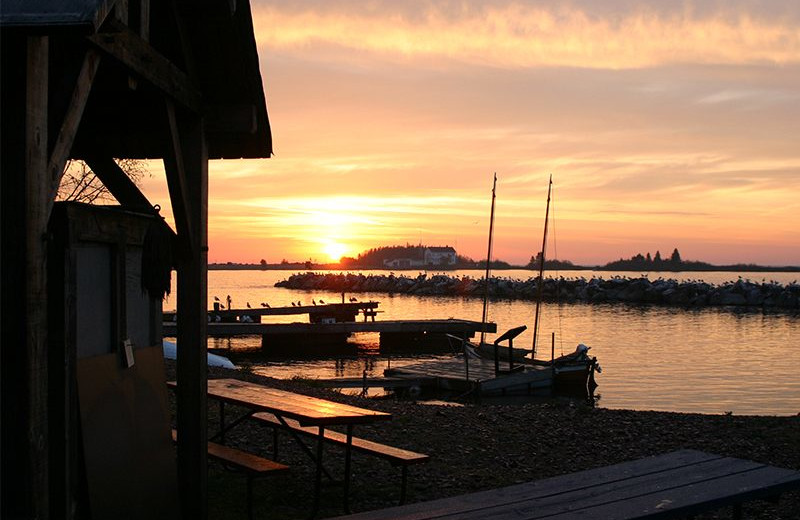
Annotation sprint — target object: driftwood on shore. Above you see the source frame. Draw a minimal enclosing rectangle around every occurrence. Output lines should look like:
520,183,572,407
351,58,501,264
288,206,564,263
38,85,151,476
275,272,800,309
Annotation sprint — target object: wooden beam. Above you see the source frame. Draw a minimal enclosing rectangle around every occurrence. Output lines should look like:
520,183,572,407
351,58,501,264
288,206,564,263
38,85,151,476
174,113,209,520
46,48,101,208
114,0,129,25
84,156,178,242
25,34,50,520
87,26,201,112
139,0,150,41
163,101,195,253
84,156,153,211
169,0,197,79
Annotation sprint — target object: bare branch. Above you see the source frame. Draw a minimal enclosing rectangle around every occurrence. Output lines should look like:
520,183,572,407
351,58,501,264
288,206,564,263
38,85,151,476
57,158,149,204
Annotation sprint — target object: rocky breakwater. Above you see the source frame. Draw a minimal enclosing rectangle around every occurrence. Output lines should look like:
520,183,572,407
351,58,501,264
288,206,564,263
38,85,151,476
275,272,800,309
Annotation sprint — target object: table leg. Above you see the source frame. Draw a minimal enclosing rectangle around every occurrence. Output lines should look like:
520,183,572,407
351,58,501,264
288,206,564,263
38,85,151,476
311,426,325,517
275,416,333,480
219,401,226,443
272,425,279,460
343,424,354,513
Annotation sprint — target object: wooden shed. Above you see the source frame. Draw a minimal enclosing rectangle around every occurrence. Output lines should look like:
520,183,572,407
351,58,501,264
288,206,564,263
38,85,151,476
1,1,272,518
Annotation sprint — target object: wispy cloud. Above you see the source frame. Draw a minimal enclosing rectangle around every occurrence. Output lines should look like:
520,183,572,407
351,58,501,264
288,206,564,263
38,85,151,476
253,1,800,69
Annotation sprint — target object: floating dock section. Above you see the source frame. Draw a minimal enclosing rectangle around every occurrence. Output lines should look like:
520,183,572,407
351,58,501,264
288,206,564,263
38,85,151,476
385,357,554,396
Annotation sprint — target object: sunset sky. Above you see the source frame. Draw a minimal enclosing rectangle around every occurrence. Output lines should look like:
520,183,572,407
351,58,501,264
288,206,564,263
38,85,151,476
140,0,800,266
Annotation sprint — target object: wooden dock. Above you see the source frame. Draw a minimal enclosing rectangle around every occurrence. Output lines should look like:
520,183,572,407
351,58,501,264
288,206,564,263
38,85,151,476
164,318,494,337
162,319,496,354
386,357,553,396
164,301,380,323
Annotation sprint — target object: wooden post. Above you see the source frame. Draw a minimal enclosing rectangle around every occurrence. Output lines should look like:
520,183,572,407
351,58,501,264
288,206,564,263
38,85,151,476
165,106,208,520
25,34,51,520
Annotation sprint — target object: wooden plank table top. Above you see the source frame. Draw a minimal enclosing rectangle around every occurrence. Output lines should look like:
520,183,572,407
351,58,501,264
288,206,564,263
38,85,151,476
169,378,391,426
332,450,800,519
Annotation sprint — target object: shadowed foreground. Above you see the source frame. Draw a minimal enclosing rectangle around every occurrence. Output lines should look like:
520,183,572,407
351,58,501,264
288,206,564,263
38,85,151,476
166,361,800,519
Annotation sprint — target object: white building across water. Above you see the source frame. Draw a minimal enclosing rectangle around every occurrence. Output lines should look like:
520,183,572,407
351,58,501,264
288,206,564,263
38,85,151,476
383,246,457,268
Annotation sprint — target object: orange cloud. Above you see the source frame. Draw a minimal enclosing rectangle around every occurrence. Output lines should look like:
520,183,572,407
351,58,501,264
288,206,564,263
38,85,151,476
253,3,800,69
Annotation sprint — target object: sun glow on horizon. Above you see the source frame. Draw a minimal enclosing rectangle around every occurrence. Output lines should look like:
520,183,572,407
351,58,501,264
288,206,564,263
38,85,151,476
323,241,349,262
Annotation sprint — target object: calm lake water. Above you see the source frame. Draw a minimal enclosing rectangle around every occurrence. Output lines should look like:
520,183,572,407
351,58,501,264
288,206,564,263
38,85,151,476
166,269,799,416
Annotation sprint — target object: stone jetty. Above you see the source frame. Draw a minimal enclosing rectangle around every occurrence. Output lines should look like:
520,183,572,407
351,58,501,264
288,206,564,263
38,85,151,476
275,272,800,309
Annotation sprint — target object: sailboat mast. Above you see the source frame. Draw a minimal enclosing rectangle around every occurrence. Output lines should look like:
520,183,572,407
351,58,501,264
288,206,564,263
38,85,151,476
480,173,497,345
531,175,552,359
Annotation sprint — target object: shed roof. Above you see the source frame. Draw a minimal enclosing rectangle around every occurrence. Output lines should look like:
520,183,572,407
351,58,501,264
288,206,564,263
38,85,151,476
1,0,272,160
0,0,112,29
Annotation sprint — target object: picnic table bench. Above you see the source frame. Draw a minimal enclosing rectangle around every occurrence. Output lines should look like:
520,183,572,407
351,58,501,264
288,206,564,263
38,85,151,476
252,412,429,503
171,429,288,520
331,449,800,519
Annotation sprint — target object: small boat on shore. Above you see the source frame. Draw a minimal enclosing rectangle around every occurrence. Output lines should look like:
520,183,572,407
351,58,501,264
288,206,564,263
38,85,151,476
460,328,600,390
531,343,601,388
162,340,236,369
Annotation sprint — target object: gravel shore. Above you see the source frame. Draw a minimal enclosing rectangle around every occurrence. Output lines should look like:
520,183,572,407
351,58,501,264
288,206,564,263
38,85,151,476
167,362,800,519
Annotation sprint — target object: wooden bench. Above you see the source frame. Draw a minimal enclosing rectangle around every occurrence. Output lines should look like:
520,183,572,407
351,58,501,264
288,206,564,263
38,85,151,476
251,412,429,503
172,430,288,520
328,449,800,519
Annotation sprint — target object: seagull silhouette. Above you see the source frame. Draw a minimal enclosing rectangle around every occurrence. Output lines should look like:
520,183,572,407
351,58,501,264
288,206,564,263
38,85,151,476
246,302,251,308
312,299,316,305
319,299,325,304
291,302,296,307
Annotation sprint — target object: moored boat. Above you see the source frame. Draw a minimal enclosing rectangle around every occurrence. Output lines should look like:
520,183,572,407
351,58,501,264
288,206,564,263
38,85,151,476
471,176,600,391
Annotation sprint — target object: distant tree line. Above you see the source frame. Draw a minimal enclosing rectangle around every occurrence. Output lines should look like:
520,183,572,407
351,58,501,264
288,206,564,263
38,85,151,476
526,251,580,271
602,248,698,271
216,245,798,273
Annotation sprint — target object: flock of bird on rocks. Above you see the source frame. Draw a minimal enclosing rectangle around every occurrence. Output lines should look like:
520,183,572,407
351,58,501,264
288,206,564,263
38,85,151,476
212,294,361,310
274,272,800,309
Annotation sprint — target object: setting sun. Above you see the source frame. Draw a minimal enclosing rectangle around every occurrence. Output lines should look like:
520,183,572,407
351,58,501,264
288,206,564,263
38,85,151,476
323,241,348,262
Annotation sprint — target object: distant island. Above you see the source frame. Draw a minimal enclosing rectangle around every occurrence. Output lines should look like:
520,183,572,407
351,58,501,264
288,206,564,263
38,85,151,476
210,245,799,273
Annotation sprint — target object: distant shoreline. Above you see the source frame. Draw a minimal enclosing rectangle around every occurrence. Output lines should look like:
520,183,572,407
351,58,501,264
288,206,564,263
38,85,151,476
209,262,800,273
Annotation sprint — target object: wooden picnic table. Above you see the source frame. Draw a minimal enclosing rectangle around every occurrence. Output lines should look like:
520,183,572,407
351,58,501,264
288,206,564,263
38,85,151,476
331,449,800,519
169,378,391,516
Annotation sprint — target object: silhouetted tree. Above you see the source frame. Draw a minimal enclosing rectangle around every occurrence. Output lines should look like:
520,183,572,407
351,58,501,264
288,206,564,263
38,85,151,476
670,248,682,263
57,159,148,203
